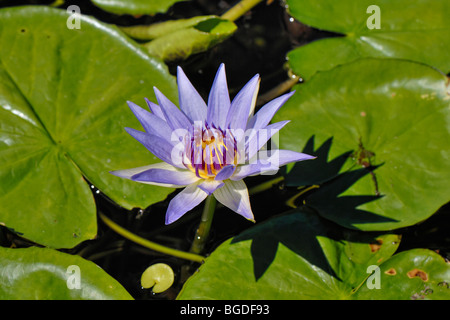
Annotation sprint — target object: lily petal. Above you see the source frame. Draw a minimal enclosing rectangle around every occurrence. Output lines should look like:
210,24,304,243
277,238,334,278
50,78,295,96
245,120,290,163
198,179,224,195
207,63,230,129
177,66,207,122
145,98,166,121
214,164,236,181
110,162,168,179
226,74,260,131
246,91,295,130
213,180,254,221
166,183,208,224
110,162,190,187
131,167,199,187
232,149,316,180
127,101,174,143
124,128,184,168
269,149,316,168
154,86,192,129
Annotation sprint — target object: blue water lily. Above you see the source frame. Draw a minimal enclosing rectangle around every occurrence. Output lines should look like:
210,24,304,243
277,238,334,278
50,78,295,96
111,64,315,224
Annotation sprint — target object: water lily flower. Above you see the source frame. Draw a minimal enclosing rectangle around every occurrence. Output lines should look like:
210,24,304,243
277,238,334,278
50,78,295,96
111,64,315,224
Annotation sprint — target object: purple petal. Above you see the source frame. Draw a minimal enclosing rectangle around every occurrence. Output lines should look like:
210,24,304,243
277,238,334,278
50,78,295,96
207,63,231,129
231,159,278,181
110,162,170,180
269,149,316,167
111,162,198,188
226,74,260,131
231,149,316,180
198,179,224,195
245,120,290,162
213,180,254,221
166,184,208,224
127,101,174,143
177,66,207,122
154,87,192,129
246,91,295,130
131,167,199,186
214,164,236,181
145,98,166,121
125,127,184,168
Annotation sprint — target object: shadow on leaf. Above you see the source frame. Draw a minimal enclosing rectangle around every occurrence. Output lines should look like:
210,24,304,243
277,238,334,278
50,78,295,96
286,135,398,228
230,209,398,283
231,210,342,281
231,136,398,280
285,136,352,187
305,164,399,227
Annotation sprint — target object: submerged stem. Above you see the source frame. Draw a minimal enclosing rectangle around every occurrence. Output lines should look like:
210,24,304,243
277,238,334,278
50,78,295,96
285,185,320,208
248,175,284,195
221,0,264,22
98,212,205,263
256,73,300,107
190,195,217,255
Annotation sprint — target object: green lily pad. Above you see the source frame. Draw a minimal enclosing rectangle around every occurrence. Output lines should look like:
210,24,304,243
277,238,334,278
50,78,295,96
0,6,178,248
177,209,404,299
286,0,450,80
274,59,450,231
354,249,450,300
92,0,185,16
142,17,237,61
141,263,175,293
0,246,133,299
120,15,217,40
178,209,450,300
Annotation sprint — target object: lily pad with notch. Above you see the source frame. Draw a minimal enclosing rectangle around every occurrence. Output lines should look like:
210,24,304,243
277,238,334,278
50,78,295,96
0,246,133,299
91,0,184,16
273,58,450,231
0,6,178,248
178,208,450,299
178,209,401,299
286,0,450,80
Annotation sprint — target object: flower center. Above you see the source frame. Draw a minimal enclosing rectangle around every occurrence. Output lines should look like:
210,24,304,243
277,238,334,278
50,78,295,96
183,124,238,179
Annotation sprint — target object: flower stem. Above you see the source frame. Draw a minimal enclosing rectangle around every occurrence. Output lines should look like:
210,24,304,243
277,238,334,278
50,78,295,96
190,195,217,255
98,212,205,263
221,0,264,22
248,175,284,195
285,185,320,208
256,73,300,107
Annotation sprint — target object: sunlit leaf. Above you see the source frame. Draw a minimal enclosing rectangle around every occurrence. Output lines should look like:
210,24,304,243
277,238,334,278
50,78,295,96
286,0,450,79
0,6,178,248
0,246,133,300
178,209,407,299
274,59,450,231
142,17,237,61
91,0,185,15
